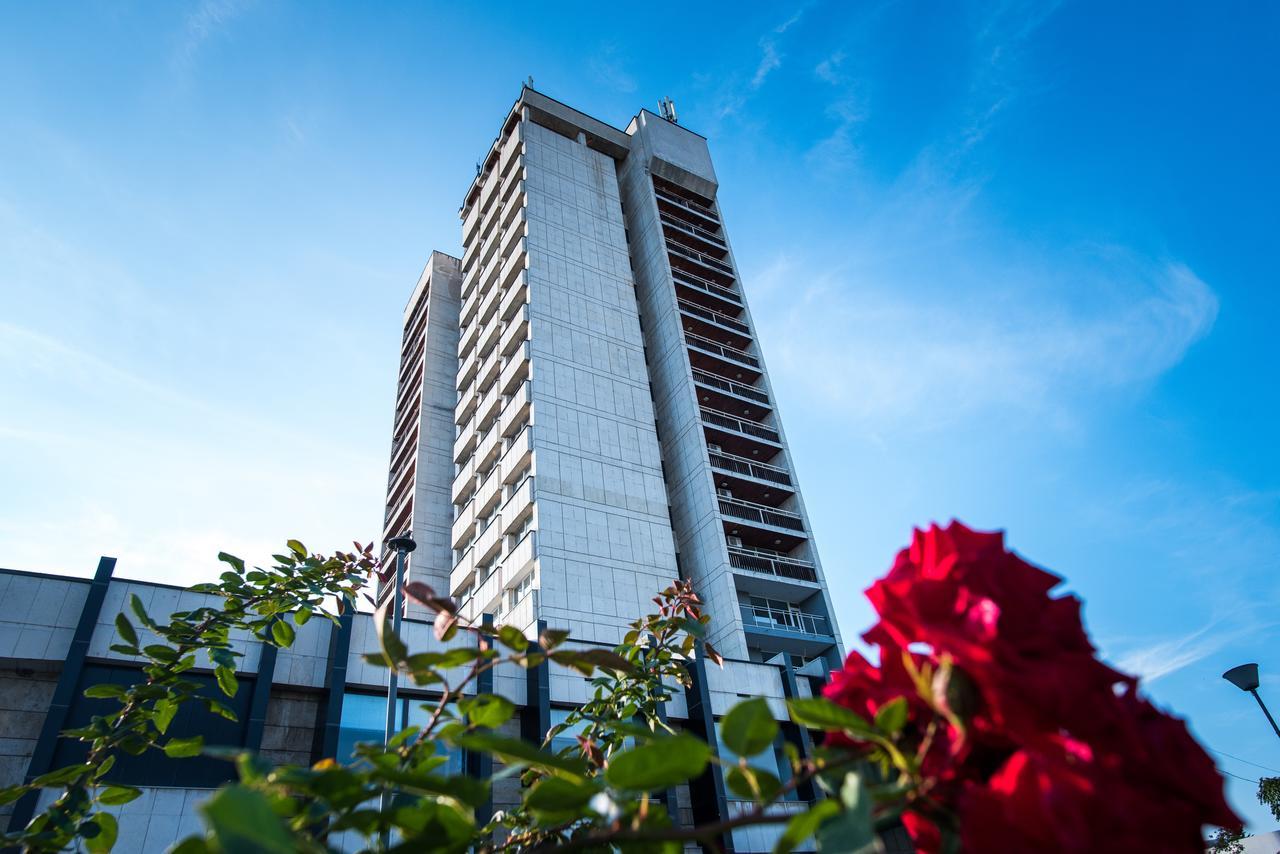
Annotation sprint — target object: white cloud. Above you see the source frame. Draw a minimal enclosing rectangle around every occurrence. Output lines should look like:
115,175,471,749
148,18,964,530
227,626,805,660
814,50,846,84
589,43,638,94
751,250,1217,432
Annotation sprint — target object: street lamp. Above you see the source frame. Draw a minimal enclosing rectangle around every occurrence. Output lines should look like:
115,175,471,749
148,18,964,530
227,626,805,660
1223,663,1280,740
380,532,416,843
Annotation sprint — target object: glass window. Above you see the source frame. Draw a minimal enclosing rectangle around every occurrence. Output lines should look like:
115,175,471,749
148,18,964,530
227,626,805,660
336,693,462,774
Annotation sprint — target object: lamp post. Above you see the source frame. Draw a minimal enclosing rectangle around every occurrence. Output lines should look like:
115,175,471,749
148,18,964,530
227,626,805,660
380,532,416,845
1223,663,1280,741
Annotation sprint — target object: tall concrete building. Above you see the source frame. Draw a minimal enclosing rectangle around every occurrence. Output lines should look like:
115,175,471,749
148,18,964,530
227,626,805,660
387,87,843,672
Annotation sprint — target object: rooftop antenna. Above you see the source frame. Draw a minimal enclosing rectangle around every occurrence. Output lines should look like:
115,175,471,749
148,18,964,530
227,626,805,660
658,97,678,124
526,75,535,90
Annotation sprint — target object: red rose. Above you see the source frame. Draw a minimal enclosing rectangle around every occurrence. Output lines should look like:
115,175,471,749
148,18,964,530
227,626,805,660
821,521,1240,852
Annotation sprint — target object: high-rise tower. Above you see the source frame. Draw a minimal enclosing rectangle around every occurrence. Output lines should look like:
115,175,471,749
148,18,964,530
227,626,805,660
385,87,842,672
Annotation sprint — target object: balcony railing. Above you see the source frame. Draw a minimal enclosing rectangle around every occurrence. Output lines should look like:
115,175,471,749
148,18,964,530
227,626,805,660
728,546,816,582
673,271,741,305
654,185,718,221
668,243,734,277
719,496,805,531
740,604,830,637
685,331,759,369
700,407,781,444
709,449,791,486
660,212,726,247
693,369,769,405
678,299,749,335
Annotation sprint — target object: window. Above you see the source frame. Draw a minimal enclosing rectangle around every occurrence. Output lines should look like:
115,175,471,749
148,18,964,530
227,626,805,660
336,693,462,774
508,572,534,610
54,663,251,788
714,718,797,801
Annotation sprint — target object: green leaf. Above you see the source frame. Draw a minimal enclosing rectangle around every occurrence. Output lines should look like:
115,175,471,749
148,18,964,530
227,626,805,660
773,800,840,854
286,539,307,558
170,838,214,854
143,644,179,662
216,552,246,574
787,698,874,738
525,776,599,812
497,625,529,652
875,697,908,736
605,734,711,791
459,694,515,729
98,784,142,806
456,733,587,778
84,812,118,853
163,735,204,758
114,613,138,648
199,784,295,854
816,772,876,853
721,697,779,757
215,665,239,698
205,698,239,721
270,620,295,648
153,698,178,734
84,683,127,700
0,785,29,806
129,593,159,631
725,765,783,803
294,606,312,626
33,764,89,786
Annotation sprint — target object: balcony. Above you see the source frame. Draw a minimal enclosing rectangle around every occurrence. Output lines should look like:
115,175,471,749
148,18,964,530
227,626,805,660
678,297,749,336
500,380,531,438
668,242,735,282
500,341,530,396
451,500,475,550
469,563,504,619
476,346,502,396
474,514,504,565
718,496,805,532
455,388,478,426
475,461,504,518
660,213,727,257
500,304,529,359
653,185,719,225
709,448,792,488
501,425,533,480
501,476,535,534
452,420,477,464
451,457,475,506
684,330,759,371
499,271,529,325
729,546,817,584
740,604,831,639
476,381,502,430
693,369,770,408
505,530,537,580
456,347,479,393
477,280,502,329
672,270,741,310
475,423,503,473
700,407,780,445
450,545,474,596
477,310,503,359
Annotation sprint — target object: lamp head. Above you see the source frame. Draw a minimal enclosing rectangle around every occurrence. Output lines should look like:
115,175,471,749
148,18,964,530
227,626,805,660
1223,663,1260,692
386,533,417,554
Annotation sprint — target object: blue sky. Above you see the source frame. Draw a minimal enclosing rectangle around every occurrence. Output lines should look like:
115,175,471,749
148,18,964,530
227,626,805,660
2,0,1278,829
